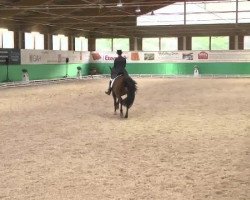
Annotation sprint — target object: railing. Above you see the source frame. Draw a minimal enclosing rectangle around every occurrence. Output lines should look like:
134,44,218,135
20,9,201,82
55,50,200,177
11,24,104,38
0,74,249,89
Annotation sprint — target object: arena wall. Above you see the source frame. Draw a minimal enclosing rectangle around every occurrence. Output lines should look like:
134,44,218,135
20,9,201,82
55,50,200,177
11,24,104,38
1,49,250,83
91,62,250,75
0,64,90,82
90,50,250,76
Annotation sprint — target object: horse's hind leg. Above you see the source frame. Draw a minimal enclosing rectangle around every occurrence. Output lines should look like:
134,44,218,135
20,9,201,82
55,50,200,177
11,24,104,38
113,94,117,115
119,98,123,117
115,100,119,110
124,107,128,118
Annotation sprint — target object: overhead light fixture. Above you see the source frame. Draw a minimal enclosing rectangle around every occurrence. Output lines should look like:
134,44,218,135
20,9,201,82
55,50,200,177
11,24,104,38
31,31,40,36
135,6,141,13
58,34,65,39
117,0,122,7
0,28,8,33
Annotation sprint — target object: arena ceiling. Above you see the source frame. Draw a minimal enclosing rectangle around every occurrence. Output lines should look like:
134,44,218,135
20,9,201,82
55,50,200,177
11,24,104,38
0,0,250,38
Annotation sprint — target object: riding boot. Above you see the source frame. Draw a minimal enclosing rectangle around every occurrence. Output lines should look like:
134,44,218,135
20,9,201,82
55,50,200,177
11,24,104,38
105,81,112,95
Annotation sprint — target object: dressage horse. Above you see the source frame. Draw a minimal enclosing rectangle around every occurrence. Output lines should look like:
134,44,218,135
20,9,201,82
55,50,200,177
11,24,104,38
110,68,137,118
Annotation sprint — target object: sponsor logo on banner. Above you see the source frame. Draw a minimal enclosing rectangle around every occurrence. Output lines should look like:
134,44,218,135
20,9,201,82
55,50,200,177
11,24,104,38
158,51,181,60
0,50,9,64
91,52,101,60
182,53,193,60
159,52,179,56
198,51,208,59
104,55,116,61
29,54,41,62
104,54,127,61
131,52,140,61
0,49,21,64
144,53,155,60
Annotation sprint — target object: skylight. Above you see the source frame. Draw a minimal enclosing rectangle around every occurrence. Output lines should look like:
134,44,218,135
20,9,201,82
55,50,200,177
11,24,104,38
137,0,250,26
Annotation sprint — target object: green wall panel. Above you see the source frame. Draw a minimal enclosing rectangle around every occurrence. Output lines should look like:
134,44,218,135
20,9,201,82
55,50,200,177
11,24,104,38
1,62,249,83
91,62,250,76
0,65,8,82
0,64,90,82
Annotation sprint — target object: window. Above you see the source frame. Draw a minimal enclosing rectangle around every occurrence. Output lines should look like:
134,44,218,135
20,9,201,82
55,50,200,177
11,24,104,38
53,35,60,50
161,37,178,51
25,32,44,50
60,35,68,51
186,0,236,24
244,36,250,49
96,38,112,51
238,0,250,23
192,36,229,50
137,2,184,26
52,34,68,50
75,37,88,51
192,37,210,50
211,36,229,50
113,38,129,51
142,38,159,51
95,38,129,52
25,33,34,49
0,28,14,48
34,33,44,50
75,38,81,51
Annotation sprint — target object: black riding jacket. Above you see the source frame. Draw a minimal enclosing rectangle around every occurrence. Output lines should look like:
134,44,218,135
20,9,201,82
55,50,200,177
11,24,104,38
111,55,128,79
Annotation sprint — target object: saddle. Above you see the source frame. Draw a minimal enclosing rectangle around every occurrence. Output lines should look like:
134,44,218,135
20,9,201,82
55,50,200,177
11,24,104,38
111,74,123,88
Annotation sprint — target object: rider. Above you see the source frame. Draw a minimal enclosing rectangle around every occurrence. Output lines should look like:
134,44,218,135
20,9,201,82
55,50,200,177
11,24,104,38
105,49,128,95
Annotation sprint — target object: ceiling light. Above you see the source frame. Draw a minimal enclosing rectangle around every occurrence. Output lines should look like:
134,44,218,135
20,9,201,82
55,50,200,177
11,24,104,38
117,0,122,7
135,6,141,13
58,34,65,39
0,28,8,32
31,31,40,36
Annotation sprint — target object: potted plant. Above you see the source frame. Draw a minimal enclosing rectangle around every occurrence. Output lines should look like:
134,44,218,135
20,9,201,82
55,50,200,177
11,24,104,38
22,69,28,73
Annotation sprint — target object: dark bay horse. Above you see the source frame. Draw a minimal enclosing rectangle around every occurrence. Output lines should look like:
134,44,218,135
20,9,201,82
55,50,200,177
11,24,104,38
110,68,137,118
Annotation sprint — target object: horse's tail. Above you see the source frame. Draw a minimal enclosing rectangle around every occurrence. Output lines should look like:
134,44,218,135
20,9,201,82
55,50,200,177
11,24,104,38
122,76,137,108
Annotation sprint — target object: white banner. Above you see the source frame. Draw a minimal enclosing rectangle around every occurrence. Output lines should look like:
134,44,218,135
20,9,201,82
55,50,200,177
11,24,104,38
21,50,250,64
194,50,250,62
89,50,250,63
21,49,90,64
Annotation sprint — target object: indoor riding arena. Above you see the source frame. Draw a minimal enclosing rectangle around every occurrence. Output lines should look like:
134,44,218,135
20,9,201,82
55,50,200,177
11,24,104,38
0,0,250,200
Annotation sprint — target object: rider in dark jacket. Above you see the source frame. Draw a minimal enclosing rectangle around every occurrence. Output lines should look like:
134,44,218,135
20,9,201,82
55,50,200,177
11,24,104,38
105,50,128,95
